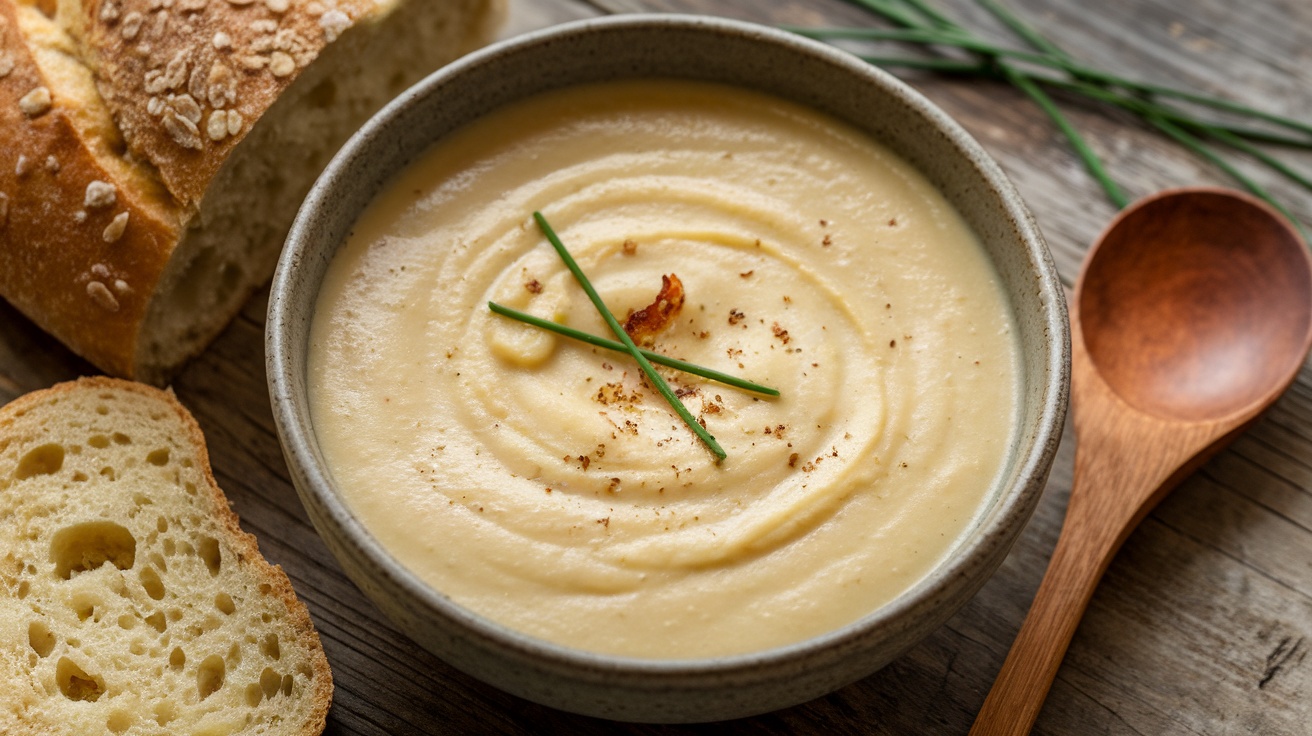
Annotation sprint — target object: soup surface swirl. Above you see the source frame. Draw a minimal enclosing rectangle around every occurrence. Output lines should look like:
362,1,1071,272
309,80,1019,658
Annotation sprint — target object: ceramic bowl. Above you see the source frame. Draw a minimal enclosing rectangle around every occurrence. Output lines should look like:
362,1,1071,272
267,14,1069,723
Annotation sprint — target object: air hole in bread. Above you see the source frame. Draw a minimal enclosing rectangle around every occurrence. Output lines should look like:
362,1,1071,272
56,657,104,701
100,467,116,481
197,654,225,700
260,633,280,660
17,580,30,599
157,517,169,533
169,646,186,669
149,552,167,572
172,247,219,313
219,262,242,299
215,592,235,615
107,710,133,733
71,471,88,482
184,481,197,495
89,435,110,449
95,405,109,416
28,620,56,657
282,673,295,697
140,566,165,600
198,536,221,576
117,614,137,630
72,592,99,621
308,78,338,108
260,666,282,699
387,70,407,93
154,702,175,726
112,433,131,445
147,448,170,466
244,682,264,707
146,611,167,633
51,521,137,579
16,443,65,479
163,538,176,555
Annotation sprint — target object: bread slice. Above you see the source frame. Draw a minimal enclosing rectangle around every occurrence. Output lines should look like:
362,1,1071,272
0,0,504,382
0,377,331,735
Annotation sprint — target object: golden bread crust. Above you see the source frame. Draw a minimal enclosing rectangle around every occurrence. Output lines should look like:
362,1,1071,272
0,0,503,381
0,3,181,377
68,0,376,209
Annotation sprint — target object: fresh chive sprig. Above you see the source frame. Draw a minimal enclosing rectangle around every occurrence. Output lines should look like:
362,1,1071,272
531,212,728,462
487,301,779,397
787,0,1312,237
970,0,1307,239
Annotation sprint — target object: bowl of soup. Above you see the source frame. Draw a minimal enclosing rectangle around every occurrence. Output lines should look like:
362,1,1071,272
268,14,1068,723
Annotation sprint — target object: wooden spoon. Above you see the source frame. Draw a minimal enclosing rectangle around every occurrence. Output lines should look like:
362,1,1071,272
970,187,1312,736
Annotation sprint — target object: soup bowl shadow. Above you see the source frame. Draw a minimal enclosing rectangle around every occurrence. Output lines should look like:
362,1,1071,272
267,14,1069,723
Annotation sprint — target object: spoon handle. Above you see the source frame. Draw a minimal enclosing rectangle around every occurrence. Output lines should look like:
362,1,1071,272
967,501,1120,736
969,397,1220,736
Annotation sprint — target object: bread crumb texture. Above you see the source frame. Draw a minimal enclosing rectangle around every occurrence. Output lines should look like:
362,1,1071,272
0,378,331,735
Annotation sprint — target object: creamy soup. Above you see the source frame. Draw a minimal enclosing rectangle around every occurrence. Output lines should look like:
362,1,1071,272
308,80,1019,658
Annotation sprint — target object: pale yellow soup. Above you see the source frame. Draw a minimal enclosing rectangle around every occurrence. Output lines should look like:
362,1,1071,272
308,80,1019,659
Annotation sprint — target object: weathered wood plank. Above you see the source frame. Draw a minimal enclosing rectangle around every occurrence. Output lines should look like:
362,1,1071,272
501,0,601,38
4,0,1312,733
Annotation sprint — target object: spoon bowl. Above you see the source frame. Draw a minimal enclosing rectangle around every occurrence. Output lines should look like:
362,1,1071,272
972,187,1312,736
1080,188,1312,421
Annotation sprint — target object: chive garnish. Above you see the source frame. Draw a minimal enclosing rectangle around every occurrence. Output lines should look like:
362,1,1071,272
488,302,780,397
785,0,1312,239
531,212,728,462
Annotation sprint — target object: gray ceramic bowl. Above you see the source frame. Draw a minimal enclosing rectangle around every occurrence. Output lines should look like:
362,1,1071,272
267,14,1069,723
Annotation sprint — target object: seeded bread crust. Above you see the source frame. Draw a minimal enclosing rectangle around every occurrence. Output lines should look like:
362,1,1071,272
0,3,183,378
0,0,504,383
0,377,332,734
61,0,382,208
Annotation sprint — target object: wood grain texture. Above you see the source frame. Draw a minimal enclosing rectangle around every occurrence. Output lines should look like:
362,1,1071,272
4,0,1312,734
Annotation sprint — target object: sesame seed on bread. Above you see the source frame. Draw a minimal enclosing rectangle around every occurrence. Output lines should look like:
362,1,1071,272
0,377,332,735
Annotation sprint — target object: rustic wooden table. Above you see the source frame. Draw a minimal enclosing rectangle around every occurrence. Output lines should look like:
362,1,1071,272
5,0,1312,733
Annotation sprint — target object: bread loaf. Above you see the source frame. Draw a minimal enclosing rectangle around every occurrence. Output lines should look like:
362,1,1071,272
0,0,504,382
0,377,332,734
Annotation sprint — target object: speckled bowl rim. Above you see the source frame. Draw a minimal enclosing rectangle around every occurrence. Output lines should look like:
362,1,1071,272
268,12,1068,708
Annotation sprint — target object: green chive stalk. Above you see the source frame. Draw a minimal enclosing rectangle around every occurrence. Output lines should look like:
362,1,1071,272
487,301,780,397
533,212,728,462
787,0,1312,229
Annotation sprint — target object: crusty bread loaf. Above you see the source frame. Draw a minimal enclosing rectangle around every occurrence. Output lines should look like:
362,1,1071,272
0,377,331,735
0,0,503,382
